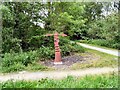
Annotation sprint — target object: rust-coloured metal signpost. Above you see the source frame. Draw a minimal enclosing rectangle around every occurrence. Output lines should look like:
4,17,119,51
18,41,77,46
45,32,67,64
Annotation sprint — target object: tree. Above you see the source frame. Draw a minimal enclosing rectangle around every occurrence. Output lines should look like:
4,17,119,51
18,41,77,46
44,2,87,40
2,2,45,52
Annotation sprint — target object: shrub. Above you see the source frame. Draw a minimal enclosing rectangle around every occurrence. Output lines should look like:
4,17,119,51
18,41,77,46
60,42,85,56
25,61,47,71
2,38,85,73
80,39,120,50
1,50,40,73
29,35,54,49
38,46,54,60
60,45,71,56
2,63,25,73
59,36,71,46
112,43,120,50
72,44,85,53
2,46,55,73
2,50,39,66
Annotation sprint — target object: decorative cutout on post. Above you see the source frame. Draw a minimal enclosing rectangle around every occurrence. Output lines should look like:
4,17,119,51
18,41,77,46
45,32,67,64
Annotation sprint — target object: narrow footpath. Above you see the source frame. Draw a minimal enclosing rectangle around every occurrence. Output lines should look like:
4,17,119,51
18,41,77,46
0,67,118,82
77,43,120,56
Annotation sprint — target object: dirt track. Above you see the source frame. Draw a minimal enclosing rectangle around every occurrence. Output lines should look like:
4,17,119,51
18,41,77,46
0,67,118,82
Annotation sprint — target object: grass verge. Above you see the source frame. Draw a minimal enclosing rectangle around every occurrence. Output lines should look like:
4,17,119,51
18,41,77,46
71,48,118,70
1,72,118,88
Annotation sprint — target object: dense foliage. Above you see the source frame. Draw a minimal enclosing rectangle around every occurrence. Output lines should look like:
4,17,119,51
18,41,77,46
1,39,85,73
1,2,119,53
0,2,119,72
1,73,118,88
80,39,120,49
86,13,119,49
0,2,111,53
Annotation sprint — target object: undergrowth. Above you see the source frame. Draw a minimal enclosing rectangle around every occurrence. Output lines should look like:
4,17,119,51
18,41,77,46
1,72,118,88
80,39,120,50
1,38,85,73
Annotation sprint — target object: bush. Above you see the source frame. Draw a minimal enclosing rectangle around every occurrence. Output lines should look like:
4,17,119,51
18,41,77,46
2,63,25,73
2,36,22,53
60,45,71,56
60,43,85,56
91,39,110,47
29,35,54,50
112,43,120,50
59,36,71,46
2,50,39,66
25,61,47,71
1,50,41,73
80,39,120,50
2,38,85,73
38,46,54,60
2,46,55,73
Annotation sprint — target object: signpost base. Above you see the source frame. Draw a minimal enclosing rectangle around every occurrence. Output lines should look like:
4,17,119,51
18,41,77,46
54,62,63,65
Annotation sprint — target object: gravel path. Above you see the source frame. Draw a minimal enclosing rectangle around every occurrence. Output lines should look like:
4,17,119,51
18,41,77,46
77,43,120,56
0,67,118,82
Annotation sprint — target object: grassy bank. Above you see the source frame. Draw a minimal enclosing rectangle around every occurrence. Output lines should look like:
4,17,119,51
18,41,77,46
1,72,118,88
71,48,118,70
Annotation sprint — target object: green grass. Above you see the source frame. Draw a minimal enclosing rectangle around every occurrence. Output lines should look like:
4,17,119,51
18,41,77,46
77,40,118,51
71,48,118,70
1,72,118,88
76,39,120,50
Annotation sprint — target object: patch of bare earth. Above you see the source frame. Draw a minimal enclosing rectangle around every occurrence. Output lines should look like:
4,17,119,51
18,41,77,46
40,52,100,70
